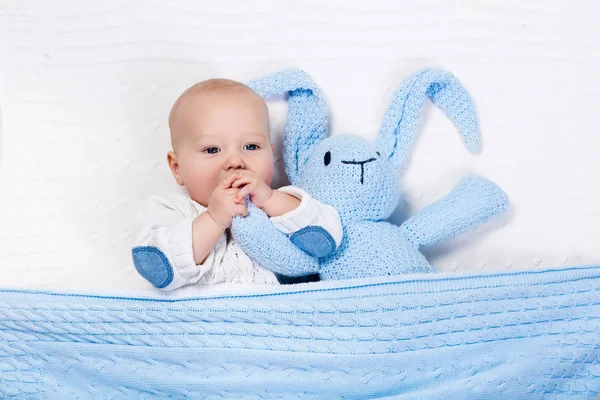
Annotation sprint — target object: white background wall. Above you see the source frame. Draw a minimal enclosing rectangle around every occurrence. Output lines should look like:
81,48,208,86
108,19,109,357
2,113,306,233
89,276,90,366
1,1,599,291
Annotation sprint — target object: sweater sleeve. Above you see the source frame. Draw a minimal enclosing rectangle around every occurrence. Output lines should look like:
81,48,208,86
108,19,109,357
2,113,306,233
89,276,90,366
131,194,225,290
270,186,343,253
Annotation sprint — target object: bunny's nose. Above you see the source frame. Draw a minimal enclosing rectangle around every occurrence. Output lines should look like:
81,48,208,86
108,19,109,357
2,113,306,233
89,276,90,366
341,157,376,184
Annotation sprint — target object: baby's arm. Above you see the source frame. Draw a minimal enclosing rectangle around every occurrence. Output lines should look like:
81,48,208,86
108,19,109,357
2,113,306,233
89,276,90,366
195,172,248,263
191,213,224,265
131,194,225,290
259,189,301,217
132,174,249,290
230,171,343,257
269,186,343,258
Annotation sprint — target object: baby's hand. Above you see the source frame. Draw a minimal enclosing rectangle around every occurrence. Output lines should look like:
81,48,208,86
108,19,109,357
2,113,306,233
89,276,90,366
207,173,248,229
231,170,273,208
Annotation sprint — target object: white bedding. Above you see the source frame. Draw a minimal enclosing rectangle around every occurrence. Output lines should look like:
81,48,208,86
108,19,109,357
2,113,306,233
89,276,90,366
1,1,599,291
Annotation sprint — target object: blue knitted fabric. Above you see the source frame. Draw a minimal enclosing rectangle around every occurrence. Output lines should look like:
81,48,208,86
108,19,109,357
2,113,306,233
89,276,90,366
232,200,321,277
234,69,508,280
1,265,599,398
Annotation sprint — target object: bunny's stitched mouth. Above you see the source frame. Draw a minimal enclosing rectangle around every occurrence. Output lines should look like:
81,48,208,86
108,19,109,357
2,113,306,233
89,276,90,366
341,157,376,184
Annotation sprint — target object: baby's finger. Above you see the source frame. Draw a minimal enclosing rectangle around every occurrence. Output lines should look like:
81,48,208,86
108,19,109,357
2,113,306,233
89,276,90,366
223,187,241,194
231,175,254,189
230,178,246,189
222,187,245,204
224,190,245,204
234,184,256,203
220,172,242,189
233,194,247,205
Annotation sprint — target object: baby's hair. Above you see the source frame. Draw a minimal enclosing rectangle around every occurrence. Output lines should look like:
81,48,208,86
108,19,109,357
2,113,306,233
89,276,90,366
192,78,249,92
169,79,255,131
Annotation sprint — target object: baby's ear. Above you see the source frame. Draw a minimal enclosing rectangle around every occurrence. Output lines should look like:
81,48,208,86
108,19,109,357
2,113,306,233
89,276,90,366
377,69,481,169
166,151,184,186
248,69,329,186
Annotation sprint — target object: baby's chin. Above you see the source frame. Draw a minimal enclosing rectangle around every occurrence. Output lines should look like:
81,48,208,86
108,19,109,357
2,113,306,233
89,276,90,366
193,194,211,207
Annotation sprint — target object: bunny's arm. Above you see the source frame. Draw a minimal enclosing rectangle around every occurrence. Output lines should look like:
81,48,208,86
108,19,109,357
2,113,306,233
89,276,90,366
231,202,321,277
401,175,508,248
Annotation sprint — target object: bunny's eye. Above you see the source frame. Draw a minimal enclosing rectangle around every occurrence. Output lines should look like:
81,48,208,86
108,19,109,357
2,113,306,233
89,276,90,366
324,151,331,166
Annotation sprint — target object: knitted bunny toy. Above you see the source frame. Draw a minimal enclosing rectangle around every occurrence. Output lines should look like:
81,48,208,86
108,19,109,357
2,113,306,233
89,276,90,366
231,69,508,280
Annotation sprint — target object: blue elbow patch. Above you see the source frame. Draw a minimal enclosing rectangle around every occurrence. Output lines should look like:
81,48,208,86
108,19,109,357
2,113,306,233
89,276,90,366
131,246,174,289
290,226,336,258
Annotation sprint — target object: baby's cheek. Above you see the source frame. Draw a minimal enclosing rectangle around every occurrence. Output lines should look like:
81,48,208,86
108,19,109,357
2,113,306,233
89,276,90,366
189,171,217,202
263,156,275,184
261,167,274,187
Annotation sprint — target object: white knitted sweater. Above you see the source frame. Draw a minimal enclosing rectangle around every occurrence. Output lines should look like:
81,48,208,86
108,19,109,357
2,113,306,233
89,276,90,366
132,186,342,290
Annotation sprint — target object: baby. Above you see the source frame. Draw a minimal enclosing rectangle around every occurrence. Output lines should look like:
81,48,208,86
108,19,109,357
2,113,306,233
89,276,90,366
131,78,342,290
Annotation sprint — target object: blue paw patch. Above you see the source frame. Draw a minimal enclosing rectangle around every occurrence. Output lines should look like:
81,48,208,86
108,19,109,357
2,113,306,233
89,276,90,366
132,246,173,289
290,226,336,258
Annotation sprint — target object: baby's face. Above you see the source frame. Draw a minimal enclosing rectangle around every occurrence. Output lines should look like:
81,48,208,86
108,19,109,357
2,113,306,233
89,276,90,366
169,89,274,206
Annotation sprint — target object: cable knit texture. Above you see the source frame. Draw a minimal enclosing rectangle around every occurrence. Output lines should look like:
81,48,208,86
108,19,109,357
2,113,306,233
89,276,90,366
233,68,508,280
4,69,597,399
1,266,599,398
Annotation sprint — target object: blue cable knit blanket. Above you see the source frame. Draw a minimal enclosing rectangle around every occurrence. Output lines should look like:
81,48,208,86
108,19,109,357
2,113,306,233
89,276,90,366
1,266,599,399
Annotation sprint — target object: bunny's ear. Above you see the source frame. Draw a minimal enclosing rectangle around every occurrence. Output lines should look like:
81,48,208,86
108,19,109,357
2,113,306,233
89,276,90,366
248,69,328,186
377,69,481,169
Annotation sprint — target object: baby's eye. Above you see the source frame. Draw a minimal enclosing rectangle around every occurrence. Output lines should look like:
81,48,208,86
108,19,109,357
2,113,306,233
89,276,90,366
244,144,259,151
203,147,220,154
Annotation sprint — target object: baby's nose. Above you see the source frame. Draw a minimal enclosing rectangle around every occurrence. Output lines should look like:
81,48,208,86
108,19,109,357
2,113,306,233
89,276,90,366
224,153,246,170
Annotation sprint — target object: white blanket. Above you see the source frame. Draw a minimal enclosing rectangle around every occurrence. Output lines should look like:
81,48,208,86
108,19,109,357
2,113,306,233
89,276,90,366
1,1,599,291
